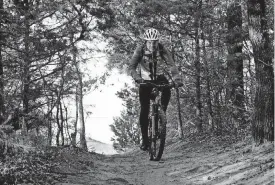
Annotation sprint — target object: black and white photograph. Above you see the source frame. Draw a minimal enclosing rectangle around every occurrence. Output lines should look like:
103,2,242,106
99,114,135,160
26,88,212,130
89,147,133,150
0,0,274,184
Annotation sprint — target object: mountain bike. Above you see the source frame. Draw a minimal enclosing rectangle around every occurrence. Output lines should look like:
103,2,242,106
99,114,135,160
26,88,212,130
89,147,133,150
140,81,174,161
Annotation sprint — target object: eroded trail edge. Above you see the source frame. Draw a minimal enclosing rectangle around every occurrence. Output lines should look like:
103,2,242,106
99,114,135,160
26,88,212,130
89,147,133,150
56,140,274,185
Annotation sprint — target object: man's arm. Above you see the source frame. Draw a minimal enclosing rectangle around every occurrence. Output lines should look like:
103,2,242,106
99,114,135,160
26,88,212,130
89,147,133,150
128,45,143,81
160,45,181,83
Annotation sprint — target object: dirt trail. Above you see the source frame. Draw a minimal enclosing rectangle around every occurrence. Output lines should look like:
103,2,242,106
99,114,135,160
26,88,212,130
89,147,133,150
56,139,274,185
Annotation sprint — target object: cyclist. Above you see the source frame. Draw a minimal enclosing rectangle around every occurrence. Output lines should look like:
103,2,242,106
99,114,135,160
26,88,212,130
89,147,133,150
128,28,183,151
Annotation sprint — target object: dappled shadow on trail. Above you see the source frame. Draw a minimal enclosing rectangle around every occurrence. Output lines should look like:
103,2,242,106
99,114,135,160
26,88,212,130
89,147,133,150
55,138,274,185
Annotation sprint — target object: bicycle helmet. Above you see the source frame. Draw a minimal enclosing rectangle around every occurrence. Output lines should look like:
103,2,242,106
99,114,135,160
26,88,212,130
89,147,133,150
143,28,160,41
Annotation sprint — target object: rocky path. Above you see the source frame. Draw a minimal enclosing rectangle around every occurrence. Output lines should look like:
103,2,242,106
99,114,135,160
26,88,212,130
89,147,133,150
56,139,274,185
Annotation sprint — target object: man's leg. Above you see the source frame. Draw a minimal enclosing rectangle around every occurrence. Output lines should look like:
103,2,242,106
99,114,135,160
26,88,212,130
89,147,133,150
161,87,171,112
139,85,151,150
157,75,171,111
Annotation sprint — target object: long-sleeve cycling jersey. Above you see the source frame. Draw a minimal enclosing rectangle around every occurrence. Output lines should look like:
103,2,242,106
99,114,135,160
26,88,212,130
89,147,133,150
128,43,181,82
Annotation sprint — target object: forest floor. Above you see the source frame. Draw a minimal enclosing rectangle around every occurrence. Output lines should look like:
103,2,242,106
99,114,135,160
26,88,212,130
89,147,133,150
51,134,274,185
1,132,274,185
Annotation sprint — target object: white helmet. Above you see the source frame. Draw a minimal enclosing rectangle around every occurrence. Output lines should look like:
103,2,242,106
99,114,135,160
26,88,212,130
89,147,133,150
143,28,160,41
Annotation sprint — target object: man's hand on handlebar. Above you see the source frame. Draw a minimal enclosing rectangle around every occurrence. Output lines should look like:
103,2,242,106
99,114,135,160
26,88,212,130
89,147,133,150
135,78,183,89
135,77,144,84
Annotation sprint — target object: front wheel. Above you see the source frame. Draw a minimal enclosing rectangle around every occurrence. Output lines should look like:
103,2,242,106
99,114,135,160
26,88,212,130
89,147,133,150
148,106,167,161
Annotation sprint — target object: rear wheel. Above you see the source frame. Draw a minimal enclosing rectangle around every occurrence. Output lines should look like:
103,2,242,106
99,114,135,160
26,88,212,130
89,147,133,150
148,106,167,161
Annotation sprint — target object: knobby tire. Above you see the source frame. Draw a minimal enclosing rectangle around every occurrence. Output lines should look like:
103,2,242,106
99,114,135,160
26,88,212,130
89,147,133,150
149,106,167,161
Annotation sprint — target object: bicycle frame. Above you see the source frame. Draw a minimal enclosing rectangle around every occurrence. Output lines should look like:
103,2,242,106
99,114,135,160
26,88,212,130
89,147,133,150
140,81,174,160
140,82,170,136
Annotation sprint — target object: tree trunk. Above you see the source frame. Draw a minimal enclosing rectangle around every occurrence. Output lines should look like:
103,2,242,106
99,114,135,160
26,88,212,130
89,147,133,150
201,11,214,131
71,86,78,147
214,91,222,135
47,102,53,146
213,9,226,134
64,105,71,145
21,1,31,137
194,0,203,132
247,0,274,143
168,17,183,139
208,18,218,132
59,99,65,146
56,96,60,146
176,88,184,139
77,72,87,150
0,0,5,125
227,1,246,129
71,41,87,150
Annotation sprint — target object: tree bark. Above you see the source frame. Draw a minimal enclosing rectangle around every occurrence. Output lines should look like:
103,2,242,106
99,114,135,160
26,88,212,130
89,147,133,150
0,0,5,125
47,100,53,146
64,105,71,145
208,16,218,132
20,0,31,137
77,70,87,150
56,95,60,146
194,0,203,132
227,1,246,129
247,0,274,143
71,86,78,147
202,23,214,131
59,99,65,146
168,16,183,139
176,88,184,139
71,41,87,150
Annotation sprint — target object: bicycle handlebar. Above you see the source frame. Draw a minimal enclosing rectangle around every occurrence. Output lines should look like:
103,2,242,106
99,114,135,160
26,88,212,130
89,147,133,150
139,81,175,89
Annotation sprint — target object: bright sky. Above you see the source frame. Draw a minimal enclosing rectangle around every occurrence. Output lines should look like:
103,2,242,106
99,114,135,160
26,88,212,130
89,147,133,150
42,15,134,145
68,36,135,145
82,57,133,144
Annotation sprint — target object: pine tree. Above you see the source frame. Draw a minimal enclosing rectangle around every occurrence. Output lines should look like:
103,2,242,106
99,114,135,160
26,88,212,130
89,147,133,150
247,0,274,143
